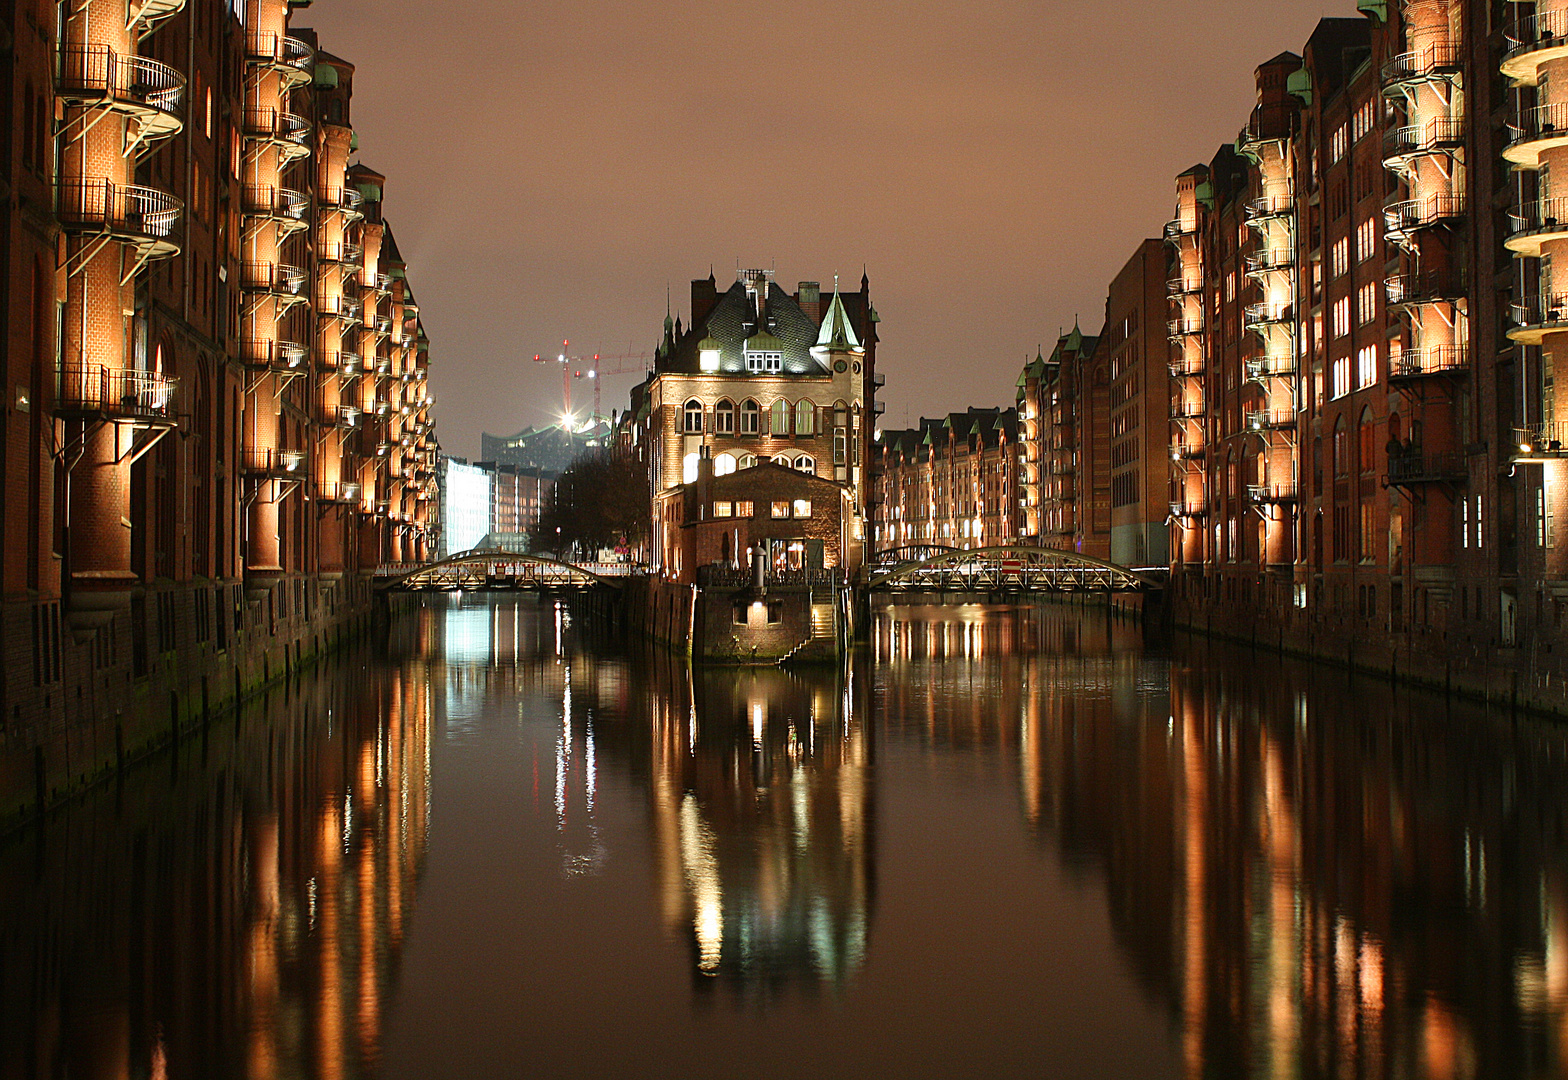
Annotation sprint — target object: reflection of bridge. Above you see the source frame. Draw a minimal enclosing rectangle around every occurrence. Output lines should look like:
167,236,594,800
864,545,1164,595
376,547,628,592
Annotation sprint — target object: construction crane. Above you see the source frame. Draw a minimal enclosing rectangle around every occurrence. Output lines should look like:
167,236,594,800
533,344,653,426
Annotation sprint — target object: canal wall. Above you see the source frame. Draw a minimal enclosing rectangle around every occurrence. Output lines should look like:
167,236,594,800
607,577,843,664
1171,589,1568,717
0,575,417,835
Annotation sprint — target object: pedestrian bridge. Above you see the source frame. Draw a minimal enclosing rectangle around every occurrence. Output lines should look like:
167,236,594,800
375,547,629,593
864,545,1164,595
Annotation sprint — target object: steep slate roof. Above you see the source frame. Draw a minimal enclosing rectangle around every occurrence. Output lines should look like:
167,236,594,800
661,281,828,377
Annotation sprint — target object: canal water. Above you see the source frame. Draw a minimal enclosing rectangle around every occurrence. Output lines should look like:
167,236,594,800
3,596,1567,1078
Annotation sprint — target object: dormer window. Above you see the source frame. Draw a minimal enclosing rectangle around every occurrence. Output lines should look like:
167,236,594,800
746,350,782,373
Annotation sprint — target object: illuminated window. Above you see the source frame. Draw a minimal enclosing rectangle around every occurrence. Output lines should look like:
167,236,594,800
715,398,735,434
1357,282,1377,326
770,399,789,435
772,454,793,468
682,452,699,484
1331,239,1348,278
793,499,812,518
734,501,754,517
794,398,815,435
771,501,791,519
796,455,815,475
714,501,733,518
1332,298,1350,338
683,399,703,433
738,453,756,470
714,452,736,476
740,399,760,434
1356,344,1378,388
746,351,782,373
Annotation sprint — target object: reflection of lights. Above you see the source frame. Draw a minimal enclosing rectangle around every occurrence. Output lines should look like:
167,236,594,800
679,795,723,974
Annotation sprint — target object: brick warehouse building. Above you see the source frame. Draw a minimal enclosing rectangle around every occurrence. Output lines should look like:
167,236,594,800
871,407,1021,553
0,0,439,824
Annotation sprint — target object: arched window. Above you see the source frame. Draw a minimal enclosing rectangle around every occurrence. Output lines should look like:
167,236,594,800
795,398,815,435
714,452,736,477
1358,407,1375,474
796,455,816,475
715,398,735,434
770,399,789,435
741,399,760,435
683,398,704,433
738,453,757,470
1333,418,1348,478
772,454,793,467
682,452,700,484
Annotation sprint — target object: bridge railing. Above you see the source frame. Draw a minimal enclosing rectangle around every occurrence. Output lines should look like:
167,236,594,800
697,565,842,588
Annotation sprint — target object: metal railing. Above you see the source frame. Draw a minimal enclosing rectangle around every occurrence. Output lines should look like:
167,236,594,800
1508,102,1568,148
1246,408,1296,431
1384,116,1463,160
1385,193,1466,236
1510,195,1568,236
57,45,184,118
240,447,307,476
322,403,362,428
1388,450,1467,484
1169,501,1207,519
246,32,315,75
56,178,181,241
1246,193,1295,220
240,261,306,295
1164,217,1198,242
1511,293,1568,329
241,184,307,221
241,338,308,371
1385,270,1466,306
1381,41,1462,85
1171,397,1206,420
1168,315,1205,337
1167,275,1202,295
243,107,310,148
1505,11,1568,57
320,241,364,264
316,480,362,504
1244,301,1293,327
1247,482,1298,503
56,365,177,422
318,295,364,322
1245,356,1297,381
1244,248,1293,275
1391,344,1468,379
1516,423,1568,457
1169,357,1205,378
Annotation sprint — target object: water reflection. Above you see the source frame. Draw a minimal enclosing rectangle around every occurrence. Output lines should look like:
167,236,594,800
0,656,432,1080
645,662,873,994
9,597,1568,1077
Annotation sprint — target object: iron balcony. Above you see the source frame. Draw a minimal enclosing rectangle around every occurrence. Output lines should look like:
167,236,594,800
240,447,307,478
1383,116,1463,169
246,32,315,86
1169,501,1208,519
241,261,308,301
1381,41,1462,90
1384,193,1466,243
1508,293,1568,344
1244,356,1297,382
243,107,311,162
241,338,308,373
1387,450,1467,484
1506,196,1568,257
56,178,182,259
1502,12,1568,86
1247,482,1299,505
56,365,177,425
1390,344,1468,380
56,46,185,149
316,480,362,505
1514,422,1568,461
1246,408,1296,432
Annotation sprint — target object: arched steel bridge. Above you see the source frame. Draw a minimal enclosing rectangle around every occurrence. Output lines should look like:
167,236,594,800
377,547,625,593
864,545,1164,594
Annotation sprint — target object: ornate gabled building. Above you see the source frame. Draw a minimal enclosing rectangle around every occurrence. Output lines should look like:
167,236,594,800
635,268,880,581
871,407,1020,552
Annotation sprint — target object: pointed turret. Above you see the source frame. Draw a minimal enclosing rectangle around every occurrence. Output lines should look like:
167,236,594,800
814,280,863,354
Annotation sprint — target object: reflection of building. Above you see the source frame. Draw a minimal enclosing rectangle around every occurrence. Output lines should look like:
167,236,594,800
0,658,433,1077
647,663,875,992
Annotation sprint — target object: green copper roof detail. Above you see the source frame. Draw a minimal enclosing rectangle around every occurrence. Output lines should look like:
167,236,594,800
815,285,863,353
745,330,784,351
1356,0,1387,23
1287,67,1312,105
313,64,339,89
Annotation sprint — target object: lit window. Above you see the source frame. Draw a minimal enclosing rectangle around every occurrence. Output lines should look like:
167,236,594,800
1356,344,1378,389
1332,356,1350,400
1332,298,1351,338
735,501,753,517
1357,282,1377,326
715,399,735,434
795,399,815,435
770,399,789,435
683,399,704,433
682,452,699,484
1331,239,1348,278
738,453,756,470
740,399,760,434
796,455,815,475
771,501,791,519
714,501,733,518
714,453,736,476
793,499,812,518
746,351,783,373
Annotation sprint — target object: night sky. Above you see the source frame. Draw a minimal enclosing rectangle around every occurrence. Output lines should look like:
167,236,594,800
300,0,1337,457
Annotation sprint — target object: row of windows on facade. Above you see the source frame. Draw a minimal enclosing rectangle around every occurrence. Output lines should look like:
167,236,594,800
704,499,812,520
682,398,854,436
681,450,833,484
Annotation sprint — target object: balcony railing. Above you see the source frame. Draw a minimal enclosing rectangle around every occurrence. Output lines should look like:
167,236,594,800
1504,11,1568,73
319,240,364,265
1238,104,1294,149
1171,398,1206,420
1381,41,1462,87
240,447,307,477
1168,315,1205,337
246,32,316,82
1164,217,1198,242
1383,116,1463,163
1170,443,1205,462
1244,248,1294,275
319,351,362,375
241,338,307,372
1390,344,1469,380
1244,301,1293,328
1246,408,1296,431
1169,501,1208,519
1245,356,1297,381
56,178,182,251
241,261,307,296
1169,357,1205,378
1388,450,1467,484
1516,422,1568,459
1511,293,1568,333
322,403,362,429
1167,275,1202,296
318,294,364,323
1247,482,1299,504
1246,193,1295,221
57,46,185,127
1508,101,1568,151
1384,193,1466,238
1385,270,1466,307
316,480,362,504
243,107,310,155
56,365,177,424
241,183,308,223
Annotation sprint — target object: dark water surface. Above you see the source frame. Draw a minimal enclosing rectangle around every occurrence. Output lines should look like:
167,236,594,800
5,597,1568,1078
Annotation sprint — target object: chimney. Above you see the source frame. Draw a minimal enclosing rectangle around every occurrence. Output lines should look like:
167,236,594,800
797,281,821,323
